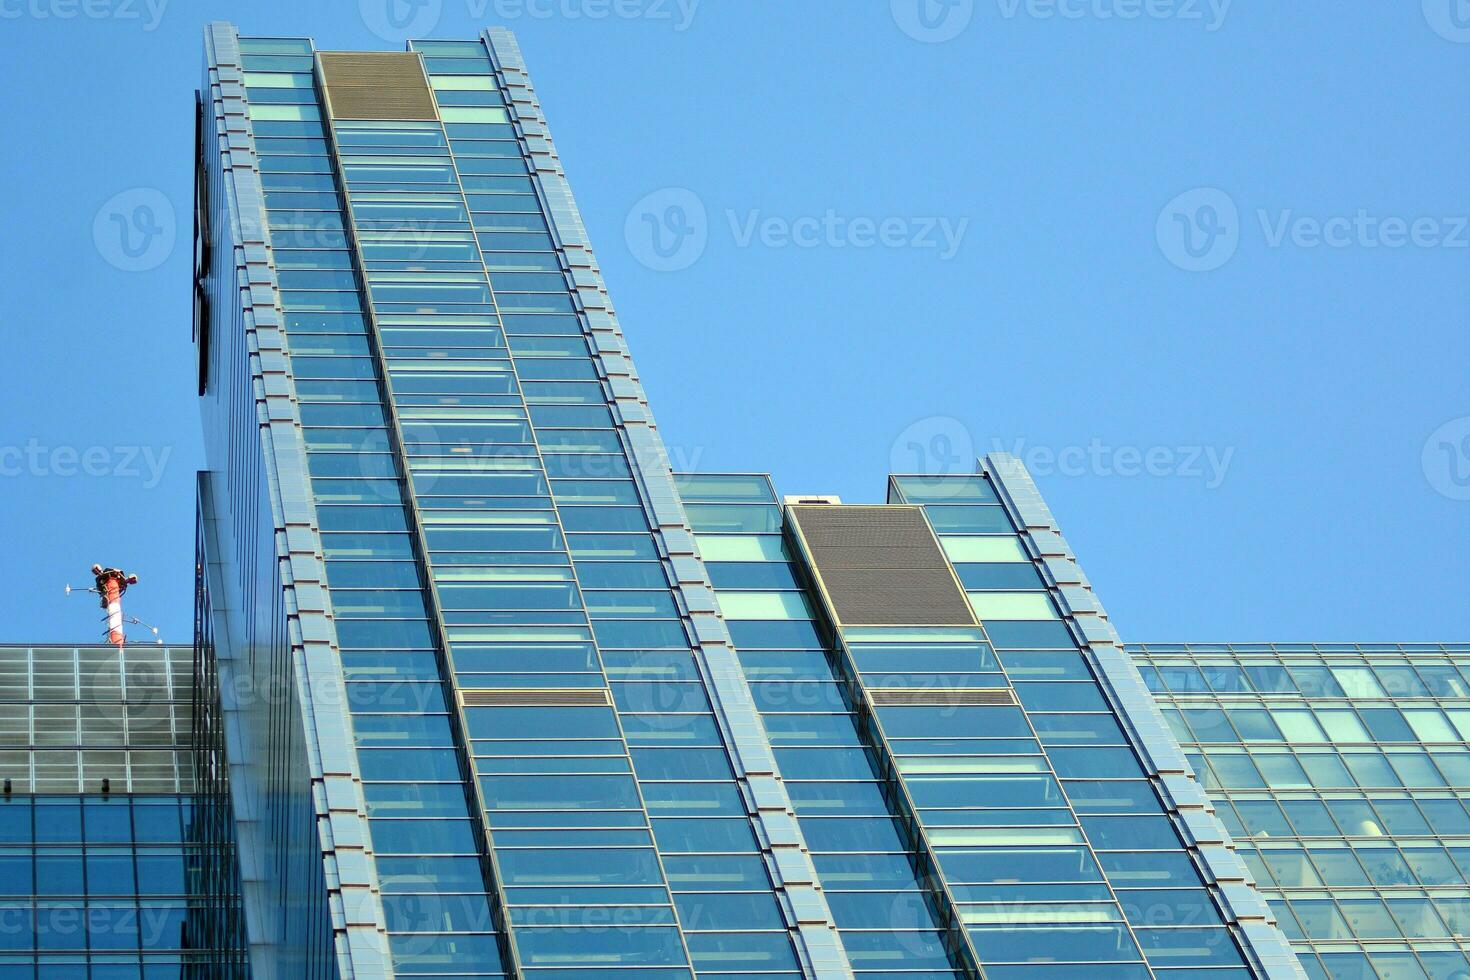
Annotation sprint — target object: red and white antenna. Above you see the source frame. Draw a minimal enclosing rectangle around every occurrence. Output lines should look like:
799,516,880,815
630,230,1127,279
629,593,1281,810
92,565,136,649
66,566,161,647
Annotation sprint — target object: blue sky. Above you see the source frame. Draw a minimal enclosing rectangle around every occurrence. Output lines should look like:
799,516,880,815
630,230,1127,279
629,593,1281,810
0,1,1466,644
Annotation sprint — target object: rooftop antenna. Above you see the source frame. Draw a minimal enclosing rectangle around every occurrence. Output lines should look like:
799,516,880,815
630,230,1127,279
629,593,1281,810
65,566,163,647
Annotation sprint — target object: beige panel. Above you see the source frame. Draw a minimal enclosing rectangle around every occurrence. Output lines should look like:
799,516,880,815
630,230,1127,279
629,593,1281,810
868,688,1016,707
318,51,438,121
788,505,978,628
459,689,611,708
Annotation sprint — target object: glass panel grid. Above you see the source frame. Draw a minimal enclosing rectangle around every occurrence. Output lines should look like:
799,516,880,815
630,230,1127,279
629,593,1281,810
1134,642,1470,978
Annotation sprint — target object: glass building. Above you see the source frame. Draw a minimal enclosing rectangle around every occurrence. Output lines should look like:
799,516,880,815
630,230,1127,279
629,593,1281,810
190,19,1310,980
1134,643,1470,979
0,644,244,978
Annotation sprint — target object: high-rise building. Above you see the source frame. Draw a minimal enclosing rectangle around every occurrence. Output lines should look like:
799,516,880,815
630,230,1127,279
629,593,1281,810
0,644,244,978
1134,643,1470,979
189,20,1313,980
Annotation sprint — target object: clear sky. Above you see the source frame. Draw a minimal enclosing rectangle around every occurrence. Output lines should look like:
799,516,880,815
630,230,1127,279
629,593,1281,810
1,1,1466,645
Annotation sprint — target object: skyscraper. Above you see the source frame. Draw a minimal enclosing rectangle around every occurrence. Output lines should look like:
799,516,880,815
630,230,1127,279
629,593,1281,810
192,21,1306,979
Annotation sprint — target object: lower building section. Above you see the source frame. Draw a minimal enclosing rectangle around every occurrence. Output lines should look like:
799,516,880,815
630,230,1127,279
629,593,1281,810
0,644,244,978
1136,643,1470,980
677,462,1305,979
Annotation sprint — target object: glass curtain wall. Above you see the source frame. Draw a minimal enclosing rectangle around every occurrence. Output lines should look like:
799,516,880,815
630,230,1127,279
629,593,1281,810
0,646,217,978
406,39,803,979
241,36,516,977
888,474,1253,977
241,33,805,979
1135,643,1470,980
677,473,974,980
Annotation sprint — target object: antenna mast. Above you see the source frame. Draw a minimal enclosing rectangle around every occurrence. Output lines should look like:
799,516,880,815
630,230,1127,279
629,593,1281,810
91,565,138,649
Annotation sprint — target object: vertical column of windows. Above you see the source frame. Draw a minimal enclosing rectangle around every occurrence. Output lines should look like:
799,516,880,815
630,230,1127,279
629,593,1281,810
784,505,1148,977
241,37,515,977
891,475,1252,977
190,542,250,978
325,44,702,977
406,39,805,978
678,474,973,980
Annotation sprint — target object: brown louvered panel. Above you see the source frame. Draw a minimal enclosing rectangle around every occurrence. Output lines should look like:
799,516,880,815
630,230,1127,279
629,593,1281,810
868,688,1016,707
788,505,977,627
460,689,610,708
318,52,438,121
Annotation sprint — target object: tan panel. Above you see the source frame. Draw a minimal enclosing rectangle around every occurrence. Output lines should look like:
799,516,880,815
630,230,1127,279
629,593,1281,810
868,688,1016,707
318,51,438,121
788,505,978,628
460,689,610,708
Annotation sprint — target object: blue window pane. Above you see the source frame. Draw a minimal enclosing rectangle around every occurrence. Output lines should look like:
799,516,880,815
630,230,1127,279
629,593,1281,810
941,848,1104,884
673,891,786,930
88,850,138,895
136,851,186,894
640,781,746,816
0,853,31,896
1048,747,1146,780
1082,816,1182,851
388,932,505,971
686,932,799,971
969,923,1141,963
466,705,621,740
358,749,463,782
382,893,492,933
377,856,485,892
1133,927,1246,967
0,802,30,844
370,819,478,854
650,818,758,853
1116,889,1224,928
1098,851,1203,886
632,749,733,781
85,799,134,843
480,774,642,810
34,802,81,843
36,852,85,895
36,903,89,950
498,848,665,887
985,621,1075,649
663,855,772,891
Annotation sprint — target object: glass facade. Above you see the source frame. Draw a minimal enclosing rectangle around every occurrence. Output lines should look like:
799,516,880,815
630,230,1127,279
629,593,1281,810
1135,643,1470,980
193,20,1306,980
678,474,975,979
678,473,1272,978
0,645,243,978
885,475,1248,977
200,23,825,980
